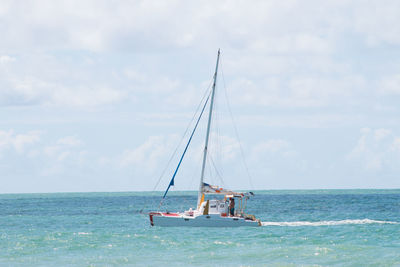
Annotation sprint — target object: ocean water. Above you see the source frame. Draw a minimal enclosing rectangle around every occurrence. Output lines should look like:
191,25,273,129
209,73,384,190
1,190,399,266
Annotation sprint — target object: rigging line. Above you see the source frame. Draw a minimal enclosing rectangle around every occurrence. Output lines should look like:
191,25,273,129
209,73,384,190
214,85,221,175
211,79,221,181
139,80,213,214
220,65,255,191
206,156,214,185
150,79,213,193
159,90,212,208
188,149,203,194
208,153,226,187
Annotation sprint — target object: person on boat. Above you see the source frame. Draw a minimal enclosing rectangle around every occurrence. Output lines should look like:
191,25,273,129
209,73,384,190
229,198,235,216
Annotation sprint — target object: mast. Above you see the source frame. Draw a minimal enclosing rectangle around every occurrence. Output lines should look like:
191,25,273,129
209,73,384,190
197,49,220,207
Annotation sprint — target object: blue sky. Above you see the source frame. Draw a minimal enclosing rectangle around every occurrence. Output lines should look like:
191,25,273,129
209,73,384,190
1,0,400,193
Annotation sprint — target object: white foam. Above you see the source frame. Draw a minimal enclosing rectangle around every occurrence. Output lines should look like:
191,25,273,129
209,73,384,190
261,219,398,227
77,232,91,235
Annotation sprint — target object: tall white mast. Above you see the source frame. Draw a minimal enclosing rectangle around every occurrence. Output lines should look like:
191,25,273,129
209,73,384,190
197,49,220,207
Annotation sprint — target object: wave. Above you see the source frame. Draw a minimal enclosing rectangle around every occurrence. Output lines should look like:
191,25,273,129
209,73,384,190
261,219,398,226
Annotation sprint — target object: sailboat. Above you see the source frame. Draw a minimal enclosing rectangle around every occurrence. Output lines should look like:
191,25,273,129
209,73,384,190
149,50,261,227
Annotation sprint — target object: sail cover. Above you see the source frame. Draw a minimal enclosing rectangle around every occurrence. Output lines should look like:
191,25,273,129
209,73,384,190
202,182,244,196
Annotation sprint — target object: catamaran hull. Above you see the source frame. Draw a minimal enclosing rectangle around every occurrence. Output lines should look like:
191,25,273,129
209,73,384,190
149,213,260,227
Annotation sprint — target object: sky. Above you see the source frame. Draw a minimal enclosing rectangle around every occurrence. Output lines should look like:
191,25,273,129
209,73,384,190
1,0,400,193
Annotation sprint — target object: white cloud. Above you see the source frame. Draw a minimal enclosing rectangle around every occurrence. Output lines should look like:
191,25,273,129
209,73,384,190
0,55,16,64
123,68,147,83
117,133,240,173
123,68,181,94
43,135,84,162
354,1,400,46
208,133,240,161
379,74,400,95
51,85,123,107
391,138,400,152
374,128,392,141
0,0,398,112
348,128,370,157
0,129,41,154
1,0,400,192
57,136,82,146
1,74,124,107
119,135,178,170
347,128,400,171
0,0,394,53
236,113,365,128
252,139,296,159
228,75,366,108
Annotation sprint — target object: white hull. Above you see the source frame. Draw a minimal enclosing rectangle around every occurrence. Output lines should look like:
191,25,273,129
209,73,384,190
150,213,260,227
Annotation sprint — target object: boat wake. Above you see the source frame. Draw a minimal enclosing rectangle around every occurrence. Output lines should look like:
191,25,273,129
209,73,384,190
261,219,398,226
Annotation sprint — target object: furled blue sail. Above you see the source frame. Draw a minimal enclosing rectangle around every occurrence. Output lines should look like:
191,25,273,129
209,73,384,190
162,92,211,199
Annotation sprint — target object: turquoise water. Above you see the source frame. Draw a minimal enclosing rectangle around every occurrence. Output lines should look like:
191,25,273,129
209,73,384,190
1,190,399,266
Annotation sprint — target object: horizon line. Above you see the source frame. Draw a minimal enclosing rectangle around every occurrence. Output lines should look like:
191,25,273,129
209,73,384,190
1,188,400,195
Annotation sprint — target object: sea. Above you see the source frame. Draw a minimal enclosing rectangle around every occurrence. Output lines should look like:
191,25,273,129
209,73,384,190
1,190,399,266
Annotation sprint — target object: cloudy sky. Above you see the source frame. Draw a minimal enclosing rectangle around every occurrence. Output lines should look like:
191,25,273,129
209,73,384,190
1,0,400,193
